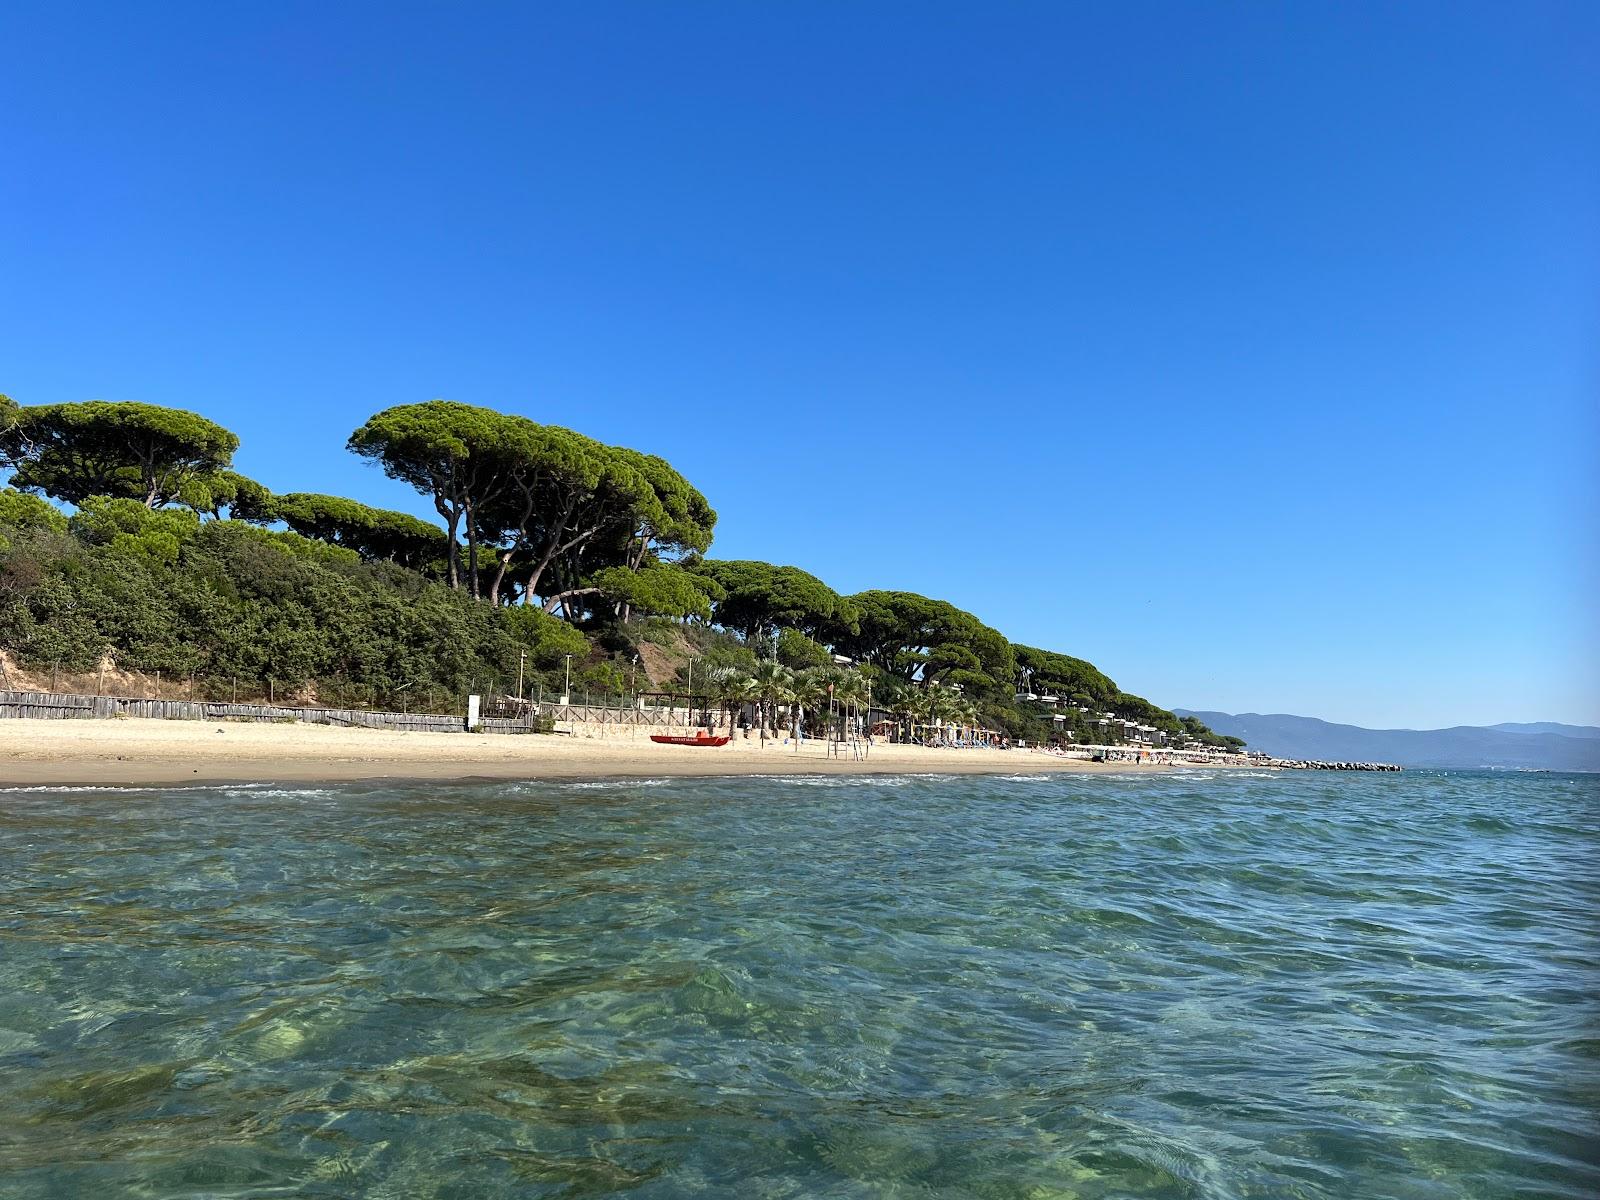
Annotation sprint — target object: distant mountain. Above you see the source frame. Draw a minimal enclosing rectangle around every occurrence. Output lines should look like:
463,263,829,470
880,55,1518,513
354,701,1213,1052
1176,711,1600,772
1486,721,1600,740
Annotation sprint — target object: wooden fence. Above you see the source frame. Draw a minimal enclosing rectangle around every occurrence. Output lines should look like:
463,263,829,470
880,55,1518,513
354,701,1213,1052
0,688,475,732
0,689,721,736
537,700,719,733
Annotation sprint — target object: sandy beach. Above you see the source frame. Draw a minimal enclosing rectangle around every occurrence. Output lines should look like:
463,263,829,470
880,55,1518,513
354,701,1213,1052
0,718,1246,786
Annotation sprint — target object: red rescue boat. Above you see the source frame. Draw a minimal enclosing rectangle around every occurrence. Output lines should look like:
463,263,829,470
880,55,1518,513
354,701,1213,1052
650,733,731,747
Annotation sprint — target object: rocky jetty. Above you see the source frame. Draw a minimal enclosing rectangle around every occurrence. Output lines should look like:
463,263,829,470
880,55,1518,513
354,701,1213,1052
1272,759,1402,772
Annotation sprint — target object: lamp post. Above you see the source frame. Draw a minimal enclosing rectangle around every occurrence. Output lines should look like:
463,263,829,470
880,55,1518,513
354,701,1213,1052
516,649,527,699
562,654,572,706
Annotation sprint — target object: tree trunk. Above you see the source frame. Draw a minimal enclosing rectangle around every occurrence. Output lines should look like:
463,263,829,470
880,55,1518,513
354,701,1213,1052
541,586,602,615
436,501,463,590
488,546,518,607
489,484,538,608
521,496,580,602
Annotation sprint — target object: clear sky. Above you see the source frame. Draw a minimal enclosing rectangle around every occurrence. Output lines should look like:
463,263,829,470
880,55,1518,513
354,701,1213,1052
2,2,1596,729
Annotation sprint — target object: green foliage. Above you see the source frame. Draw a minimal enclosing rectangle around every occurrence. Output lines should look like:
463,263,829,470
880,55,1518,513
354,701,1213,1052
776,627,831,670
830,590,1014,692
694,640,761,676
0,389,1207,731
68,497,201,566
609,448,717,558
690,559,849,646
1000,646,1210,744
574,660,626,694
347,399,507,592
1012,644,1118,704
474,417,610,603
347,400,493,495
348,402,716,607
1109,691,1186,736
1177,714,1242,749
0,488,66,535
274,492,447,570
496,432,717,612
497,604,590,664
592,563,715,621
0,503,591,700
630,617,682,650
179,470,276,522
0,400,238,508
193,518,362,568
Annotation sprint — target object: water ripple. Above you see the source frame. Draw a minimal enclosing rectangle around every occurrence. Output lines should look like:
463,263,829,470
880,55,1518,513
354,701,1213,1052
0,770,1596,1198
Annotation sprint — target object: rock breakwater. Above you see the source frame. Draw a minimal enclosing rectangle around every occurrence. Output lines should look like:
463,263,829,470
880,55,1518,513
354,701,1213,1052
1272,759,1402,772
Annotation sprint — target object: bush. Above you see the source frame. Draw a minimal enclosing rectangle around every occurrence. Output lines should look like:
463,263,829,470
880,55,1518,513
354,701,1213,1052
0,488,68,539
0,499,593,698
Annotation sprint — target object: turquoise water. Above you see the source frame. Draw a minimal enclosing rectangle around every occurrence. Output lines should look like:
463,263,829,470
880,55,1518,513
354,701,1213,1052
0,769,1596,1199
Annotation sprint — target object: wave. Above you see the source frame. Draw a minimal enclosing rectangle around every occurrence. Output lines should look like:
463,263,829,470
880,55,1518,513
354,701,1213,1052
0,783,223,794
217,787,340,800
0,768,1591,1199
559,778,673,790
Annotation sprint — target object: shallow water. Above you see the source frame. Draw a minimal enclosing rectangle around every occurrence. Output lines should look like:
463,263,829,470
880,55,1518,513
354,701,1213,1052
0,769,1596,1198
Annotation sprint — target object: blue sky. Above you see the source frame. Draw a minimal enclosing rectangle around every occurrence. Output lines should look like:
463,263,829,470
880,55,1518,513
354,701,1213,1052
2,2,1595,728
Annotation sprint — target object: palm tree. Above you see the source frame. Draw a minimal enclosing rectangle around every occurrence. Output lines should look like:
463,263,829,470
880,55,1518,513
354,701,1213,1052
899,683,928,743
792,666,834,741
774,670,799,741
870,675,912,743
834,669,871,744
707,666,755,738
926,686,952,745
909,681,967,746
952,696,980,744
749,660,793,745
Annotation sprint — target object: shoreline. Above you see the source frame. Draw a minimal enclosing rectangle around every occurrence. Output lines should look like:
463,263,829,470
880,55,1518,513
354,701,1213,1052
0,717,1256,787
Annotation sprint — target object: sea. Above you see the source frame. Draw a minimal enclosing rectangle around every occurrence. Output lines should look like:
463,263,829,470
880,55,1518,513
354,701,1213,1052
0,768,1595,1199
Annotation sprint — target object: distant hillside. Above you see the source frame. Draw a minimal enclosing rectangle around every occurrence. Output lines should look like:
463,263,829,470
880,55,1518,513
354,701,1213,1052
1486,721,1600,739
1175,710,1600,772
